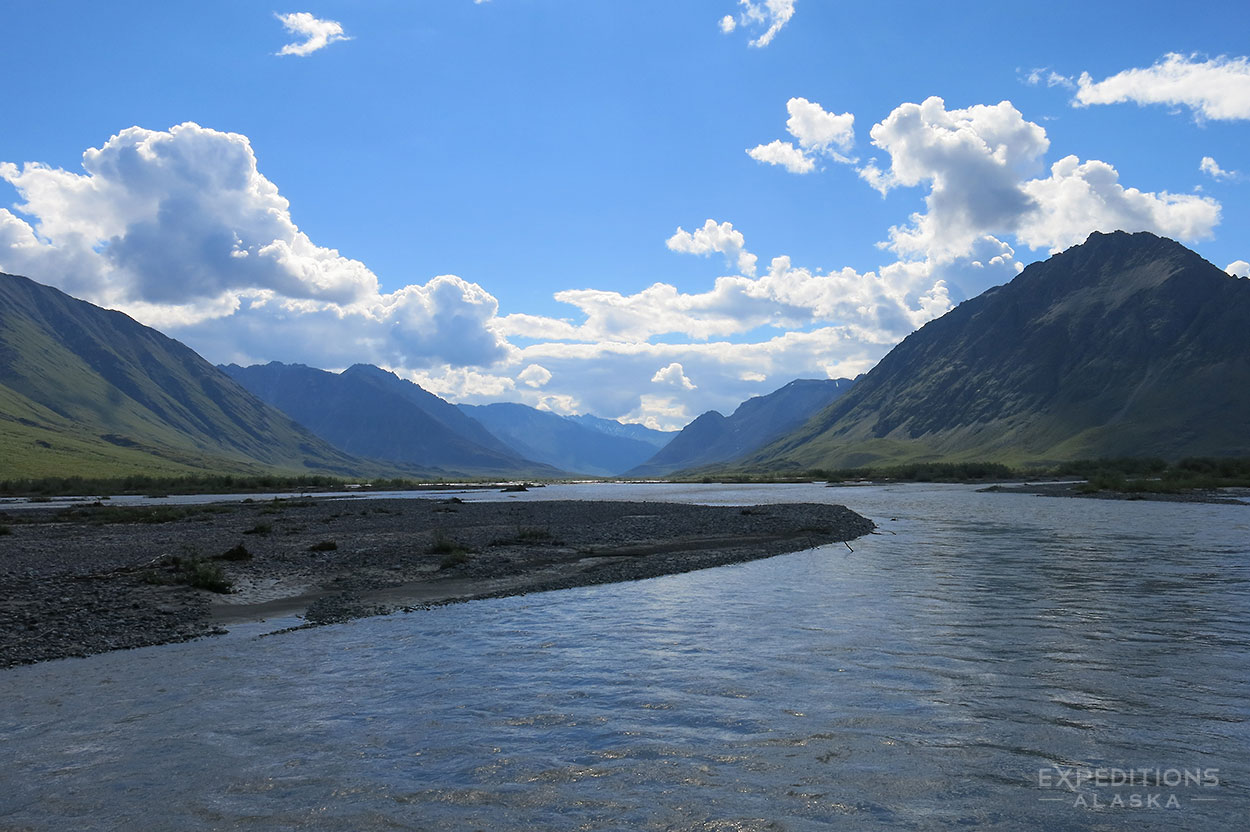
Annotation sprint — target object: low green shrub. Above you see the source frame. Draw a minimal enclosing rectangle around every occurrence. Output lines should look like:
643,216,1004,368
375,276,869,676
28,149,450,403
216,543,252,561
439,550,470,569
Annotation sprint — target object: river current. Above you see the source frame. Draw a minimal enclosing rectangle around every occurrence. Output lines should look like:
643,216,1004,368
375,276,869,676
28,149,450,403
1,483,1247,830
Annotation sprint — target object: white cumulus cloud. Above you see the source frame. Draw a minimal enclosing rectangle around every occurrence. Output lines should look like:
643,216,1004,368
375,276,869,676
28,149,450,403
860,96,1220,261
748,97,855,174
666,219,758,276
1200,156,1238,180
0,123,512,370
276,12,350,57
1227,260,1250,278
518,364,553,388
1016,156,1221,253
747,139,814,174
652,362,697,390
786,97,855,155
1074,53,1250,121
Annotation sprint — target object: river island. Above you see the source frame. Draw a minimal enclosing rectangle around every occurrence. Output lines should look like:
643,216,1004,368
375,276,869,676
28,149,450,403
0,496,874,667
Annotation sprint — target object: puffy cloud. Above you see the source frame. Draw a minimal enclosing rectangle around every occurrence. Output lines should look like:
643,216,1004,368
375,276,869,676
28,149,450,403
484,230,983,428
1227,260,1250,278
723,0,795,48
406,366,517,402
666,218,758,275
1074,53,1250,121
495,241,962,346
1200,156,1238,180
862,96,1219,260
652,362,697,390
626,395,692,432
748,98,855,173
163,274,515,371
1016,156,1220,252
866,97,1049,259
276,12,350,57
0,123,512,369
746,140,814,174
1,123,376,305
786,97,855,155
518,363,552,388
514,326,893,429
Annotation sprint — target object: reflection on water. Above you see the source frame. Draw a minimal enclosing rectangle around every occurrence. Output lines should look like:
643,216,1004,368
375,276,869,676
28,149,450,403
1,484,1248,830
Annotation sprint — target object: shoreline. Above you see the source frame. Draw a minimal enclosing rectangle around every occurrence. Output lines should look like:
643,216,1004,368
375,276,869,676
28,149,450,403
976,482,1250,505
0,497,874,668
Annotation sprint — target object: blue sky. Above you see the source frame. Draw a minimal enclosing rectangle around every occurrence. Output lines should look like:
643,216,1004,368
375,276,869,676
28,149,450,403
2,1,1248,428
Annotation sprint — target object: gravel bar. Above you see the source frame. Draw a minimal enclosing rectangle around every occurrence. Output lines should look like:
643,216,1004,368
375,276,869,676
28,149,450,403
0,496,874,668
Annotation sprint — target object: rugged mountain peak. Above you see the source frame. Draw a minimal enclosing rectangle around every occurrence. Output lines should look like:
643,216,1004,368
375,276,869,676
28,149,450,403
739,231,1250,470
627,378,855,477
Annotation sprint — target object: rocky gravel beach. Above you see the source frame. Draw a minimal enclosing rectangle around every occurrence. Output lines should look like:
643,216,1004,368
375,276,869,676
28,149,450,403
0,496,873,667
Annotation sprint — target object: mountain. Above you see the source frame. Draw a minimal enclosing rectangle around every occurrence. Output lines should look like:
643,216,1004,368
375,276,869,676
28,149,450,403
0,272,375,479
338,364,518,455
743,231,1250,471
456,402,662,476
627,378,856,477
221,362,559,477
566,413,676,449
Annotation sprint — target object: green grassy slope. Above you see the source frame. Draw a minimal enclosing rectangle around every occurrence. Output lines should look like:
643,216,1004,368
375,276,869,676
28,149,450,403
0,272,403,479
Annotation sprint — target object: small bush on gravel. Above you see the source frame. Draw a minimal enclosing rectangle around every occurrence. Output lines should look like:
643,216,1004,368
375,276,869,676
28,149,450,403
308,539,338,552
184,559,232,593
517,526,560,544
0,525,11,535
438,550,470,569
140,555,233,593
216,543,252,561
242,522,272,535
427,531,467,556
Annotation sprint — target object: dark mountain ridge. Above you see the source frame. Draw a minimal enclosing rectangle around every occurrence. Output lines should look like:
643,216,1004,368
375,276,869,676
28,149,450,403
0,272,375,478
629,377,856,477
742,231,1250,470
221,362,560,477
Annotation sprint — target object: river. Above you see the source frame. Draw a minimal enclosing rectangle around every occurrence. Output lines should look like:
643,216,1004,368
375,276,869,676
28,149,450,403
1,483,1247,830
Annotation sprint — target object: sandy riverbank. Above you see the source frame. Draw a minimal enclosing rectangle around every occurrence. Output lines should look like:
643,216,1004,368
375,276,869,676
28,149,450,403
0,496,873,668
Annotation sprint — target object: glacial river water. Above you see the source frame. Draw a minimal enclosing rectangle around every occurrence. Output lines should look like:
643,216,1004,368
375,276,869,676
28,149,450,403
1,483,1248,831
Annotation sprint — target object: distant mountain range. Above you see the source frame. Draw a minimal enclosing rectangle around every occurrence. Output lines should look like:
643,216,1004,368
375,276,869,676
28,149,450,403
0,272,377,479
627,378,856,477
740,231,1250,471
221,362,562,477
457,402,669,476
4,231,1246,482
565,413,674,449
224,361,675,477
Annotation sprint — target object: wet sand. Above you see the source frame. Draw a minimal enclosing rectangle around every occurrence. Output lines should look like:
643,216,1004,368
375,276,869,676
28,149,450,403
0,496,874,668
